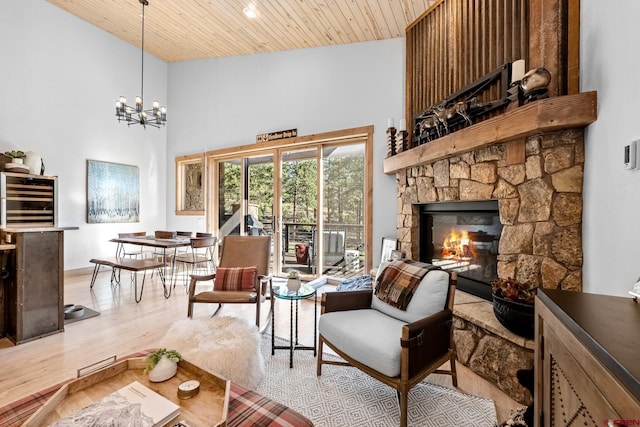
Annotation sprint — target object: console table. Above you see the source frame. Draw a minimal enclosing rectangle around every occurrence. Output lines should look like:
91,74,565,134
535,289,640,427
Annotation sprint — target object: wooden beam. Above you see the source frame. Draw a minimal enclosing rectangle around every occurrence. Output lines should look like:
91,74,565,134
383,91,597,174
529,0,565,97
567,0,581,94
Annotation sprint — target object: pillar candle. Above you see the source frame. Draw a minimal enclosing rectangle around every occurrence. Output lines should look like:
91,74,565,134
511,59,525,84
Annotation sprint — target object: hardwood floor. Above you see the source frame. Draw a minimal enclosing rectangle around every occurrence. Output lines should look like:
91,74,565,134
0,268,518,423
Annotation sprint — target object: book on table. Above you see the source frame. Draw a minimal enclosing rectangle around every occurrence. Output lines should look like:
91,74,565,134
48,380,180,426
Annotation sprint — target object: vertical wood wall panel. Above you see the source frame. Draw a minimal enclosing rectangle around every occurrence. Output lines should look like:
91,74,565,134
406,0,530,145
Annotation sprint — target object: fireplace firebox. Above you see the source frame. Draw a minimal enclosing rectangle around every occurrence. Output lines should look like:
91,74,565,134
419,200,502,301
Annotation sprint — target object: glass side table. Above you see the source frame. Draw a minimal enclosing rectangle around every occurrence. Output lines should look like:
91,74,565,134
270,282,317,368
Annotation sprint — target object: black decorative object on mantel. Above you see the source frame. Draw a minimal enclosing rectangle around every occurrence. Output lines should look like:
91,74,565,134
491,277,537,339
492,294,535,339
413,62,512,146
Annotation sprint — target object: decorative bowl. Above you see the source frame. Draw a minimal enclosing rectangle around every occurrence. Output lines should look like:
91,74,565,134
492,294,535,339
64,306,85,319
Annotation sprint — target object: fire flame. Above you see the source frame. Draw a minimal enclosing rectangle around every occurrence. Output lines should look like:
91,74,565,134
442,229,476,259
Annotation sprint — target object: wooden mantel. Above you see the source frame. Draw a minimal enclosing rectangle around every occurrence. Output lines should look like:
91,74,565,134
383,91,597,175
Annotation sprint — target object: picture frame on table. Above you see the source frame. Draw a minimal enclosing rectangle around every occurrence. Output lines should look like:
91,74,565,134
389,250,404,261
380,237,398,264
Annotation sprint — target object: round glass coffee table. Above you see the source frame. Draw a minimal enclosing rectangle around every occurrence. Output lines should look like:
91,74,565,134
270,282,317,368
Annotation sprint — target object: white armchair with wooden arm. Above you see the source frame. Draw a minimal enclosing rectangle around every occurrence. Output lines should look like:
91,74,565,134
317,263,457,427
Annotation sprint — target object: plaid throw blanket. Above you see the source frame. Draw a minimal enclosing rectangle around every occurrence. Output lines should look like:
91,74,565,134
374,260,440,310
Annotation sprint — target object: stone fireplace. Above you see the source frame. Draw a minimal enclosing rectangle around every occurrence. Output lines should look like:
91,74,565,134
383,92,598,405
398,128,585,294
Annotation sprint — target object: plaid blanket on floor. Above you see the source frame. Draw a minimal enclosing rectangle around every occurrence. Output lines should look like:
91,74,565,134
374,260,440,310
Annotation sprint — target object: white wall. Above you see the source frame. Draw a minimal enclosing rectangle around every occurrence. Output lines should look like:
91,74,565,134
0,0,168,269
581,0,640,296
165,39,403,263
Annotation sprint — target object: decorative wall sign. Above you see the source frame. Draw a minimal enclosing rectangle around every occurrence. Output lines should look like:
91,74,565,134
175,153,204,215
87,160,139,223
256,128,297,143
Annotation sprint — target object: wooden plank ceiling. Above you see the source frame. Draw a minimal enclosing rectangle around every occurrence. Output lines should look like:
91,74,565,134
47,0,437,63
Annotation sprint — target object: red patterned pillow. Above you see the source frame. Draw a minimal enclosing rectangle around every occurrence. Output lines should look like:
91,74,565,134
213,266,258,291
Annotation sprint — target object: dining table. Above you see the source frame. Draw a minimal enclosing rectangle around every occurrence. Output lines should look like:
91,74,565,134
108,235,192,298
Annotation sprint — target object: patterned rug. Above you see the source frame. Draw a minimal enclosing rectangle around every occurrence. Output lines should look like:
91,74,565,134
257,335,498,427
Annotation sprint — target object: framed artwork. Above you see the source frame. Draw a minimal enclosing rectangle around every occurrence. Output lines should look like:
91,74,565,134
87,160,139,224
176,153,205,215
380,237,398,264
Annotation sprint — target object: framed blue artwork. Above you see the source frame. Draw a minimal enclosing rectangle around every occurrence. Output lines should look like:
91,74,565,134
86,159,140,223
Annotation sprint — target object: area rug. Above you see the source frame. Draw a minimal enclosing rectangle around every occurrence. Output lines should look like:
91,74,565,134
257,335,498,427
64,306,100,325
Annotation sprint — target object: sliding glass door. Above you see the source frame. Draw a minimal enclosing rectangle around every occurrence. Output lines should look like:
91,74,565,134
207,127,372,278
280,147,318,278
217,158,242,237
320,143,365,276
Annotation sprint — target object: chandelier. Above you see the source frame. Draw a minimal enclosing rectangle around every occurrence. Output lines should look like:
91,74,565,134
115,0,166,129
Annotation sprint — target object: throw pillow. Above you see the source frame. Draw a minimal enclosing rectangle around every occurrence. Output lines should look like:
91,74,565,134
335,275,373,291
213,266,258,291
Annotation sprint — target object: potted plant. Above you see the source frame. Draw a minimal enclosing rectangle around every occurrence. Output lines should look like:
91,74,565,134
287,270,301,292
491,277,538,339
144,348,182,382
4,150,26,164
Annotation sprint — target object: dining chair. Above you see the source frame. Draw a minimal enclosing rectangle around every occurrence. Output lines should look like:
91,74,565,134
155,230,177,239
113,231,149,283
115,231,148,259
172,236,218,287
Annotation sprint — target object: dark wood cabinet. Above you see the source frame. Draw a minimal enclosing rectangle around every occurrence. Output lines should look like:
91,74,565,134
4,229,64,344
535,290,640,427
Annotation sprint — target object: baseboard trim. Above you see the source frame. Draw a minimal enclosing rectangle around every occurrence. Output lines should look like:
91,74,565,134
64,266,96,277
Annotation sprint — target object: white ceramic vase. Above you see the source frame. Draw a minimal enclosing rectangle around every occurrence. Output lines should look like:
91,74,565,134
24,151,43,175
148,355,178,382
287,278,301,292
12,158,23,164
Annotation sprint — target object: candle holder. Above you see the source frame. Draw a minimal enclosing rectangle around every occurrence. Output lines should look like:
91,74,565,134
386,127,397,157
396,130,408,154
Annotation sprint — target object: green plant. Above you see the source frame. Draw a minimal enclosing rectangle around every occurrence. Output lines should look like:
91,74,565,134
4,150,25,159
143,348,182,375
491,277,537,304
287,270,300,279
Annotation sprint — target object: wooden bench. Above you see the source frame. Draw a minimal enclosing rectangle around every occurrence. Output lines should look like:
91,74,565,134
89,257,168,303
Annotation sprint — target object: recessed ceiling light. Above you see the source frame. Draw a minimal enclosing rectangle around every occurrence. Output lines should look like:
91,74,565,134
243,6,257,18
